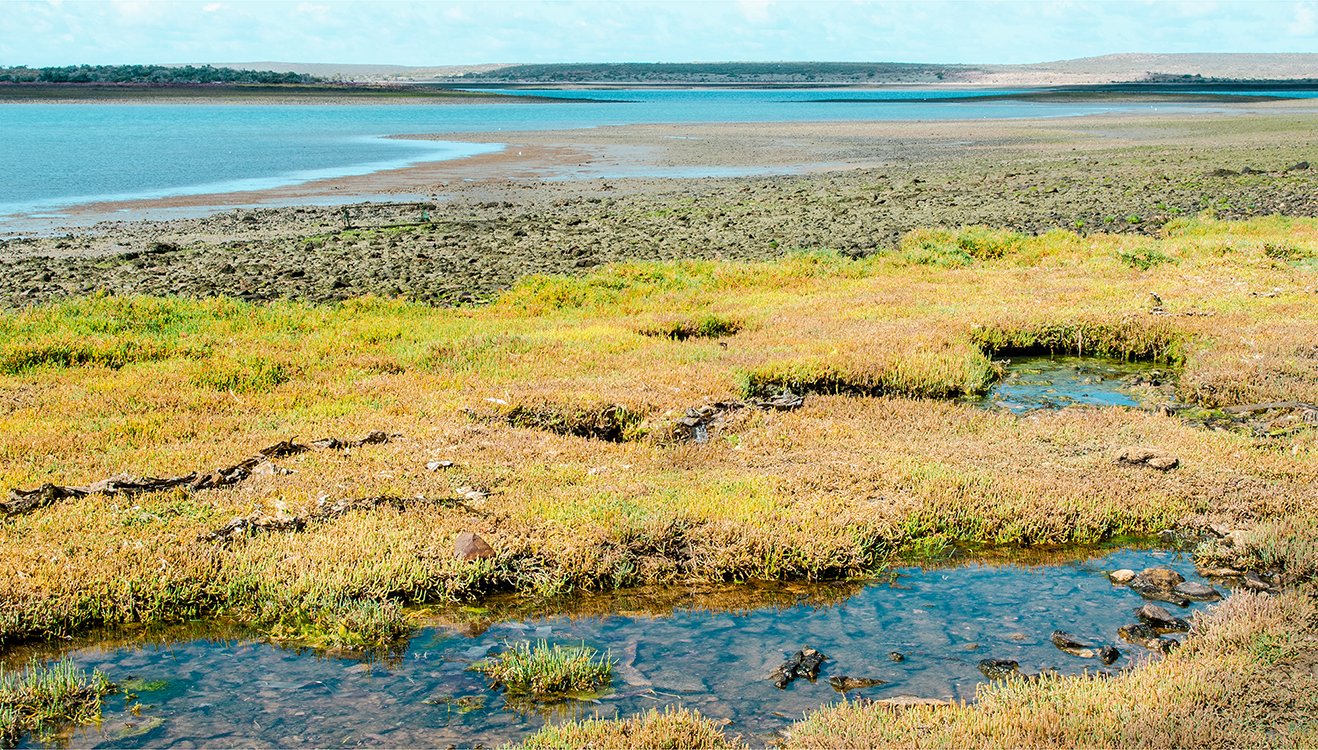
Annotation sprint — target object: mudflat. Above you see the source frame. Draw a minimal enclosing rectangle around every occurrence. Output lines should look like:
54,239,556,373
2,103,1316,306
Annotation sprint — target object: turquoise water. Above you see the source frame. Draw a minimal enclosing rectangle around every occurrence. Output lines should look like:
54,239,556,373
974,356,1175,413
0,88,1280,218
27,547,1228,748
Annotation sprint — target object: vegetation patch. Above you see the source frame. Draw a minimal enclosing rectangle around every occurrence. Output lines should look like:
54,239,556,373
898,226,1028,266
190,356,293,393
256,595,412,654
521,706,744,749
0,658,114,747
472,640,613,699
638,314,742,340
493,401,647,442
970,318,1186,362
0,339,176,374
1117,245,1177,270
740,350,996,400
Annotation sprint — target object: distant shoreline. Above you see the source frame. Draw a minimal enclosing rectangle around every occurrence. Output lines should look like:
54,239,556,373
0,82,567,104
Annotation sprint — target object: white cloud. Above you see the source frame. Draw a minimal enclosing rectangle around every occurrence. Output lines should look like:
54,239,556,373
1291,1,1316,36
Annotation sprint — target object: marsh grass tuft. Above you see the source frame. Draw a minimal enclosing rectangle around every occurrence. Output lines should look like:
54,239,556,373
638,314,742,341
0,658,114,746
497,402,647,442
472,640,613,698
899,226,1027,266
521,706,745,749
1117,246,1176,270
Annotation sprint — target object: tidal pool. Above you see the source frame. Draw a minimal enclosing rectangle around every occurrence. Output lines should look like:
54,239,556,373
974,355,1175,413
29,547,1226,748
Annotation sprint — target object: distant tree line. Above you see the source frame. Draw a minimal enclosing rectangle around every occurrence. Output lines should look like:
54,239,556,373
462,62,979,84
0,65,320,85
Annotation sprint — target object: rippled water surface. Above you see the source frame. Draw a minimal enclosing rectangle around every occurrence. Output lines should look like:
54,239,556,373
28,546,1230,748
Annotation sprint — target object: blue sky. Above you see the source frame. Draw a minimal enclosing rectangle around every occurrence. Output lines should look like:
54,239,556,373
3,0,1316,67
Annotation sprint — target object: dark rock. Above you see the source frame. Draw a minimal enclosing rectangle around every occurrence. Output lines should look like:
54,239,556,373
829,676,886,693
888,651,905,662
1136,604,1190,633
1118,623,1159,643
1099,645,1120,664
772,647,827,689
1286,161,1310,171
454,531,495,561
977,659,1020,680
1050,631,1097,658
1172,582,1221,601
1146,637,1180,654
204,513,304,543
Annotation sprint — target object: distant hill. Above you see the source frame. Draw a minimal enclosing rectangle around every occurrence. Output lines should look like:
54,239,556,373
0,64,318,85
200,61,509,82
456,61,979,84
185,54,1318,86
973,53,1318,86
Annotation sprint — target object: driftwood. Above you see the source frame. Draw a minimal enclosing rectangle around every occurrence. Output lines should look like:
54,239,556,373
3,432,397,519
309,430,393,450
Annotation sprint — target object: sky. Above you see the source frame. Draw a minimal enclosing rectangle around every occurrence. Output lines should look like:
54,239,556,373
2,0,1316,67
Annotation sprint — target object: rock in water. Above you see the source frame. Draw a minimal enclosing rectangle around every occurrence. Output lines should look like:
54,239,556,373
829,676,886,693
977,659,1020,680
1099,645,1120,664
888,651,906,662
1109,569,1137,584
1146,637,1180,654
771,647,827,689
1132,567,1185,589
1173,582,1221,601
1050,631,1096,658
1129,567,1191,606
1118,623,1159,643
1136,604,1190,633
798,648,826,679
454,531,495,561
